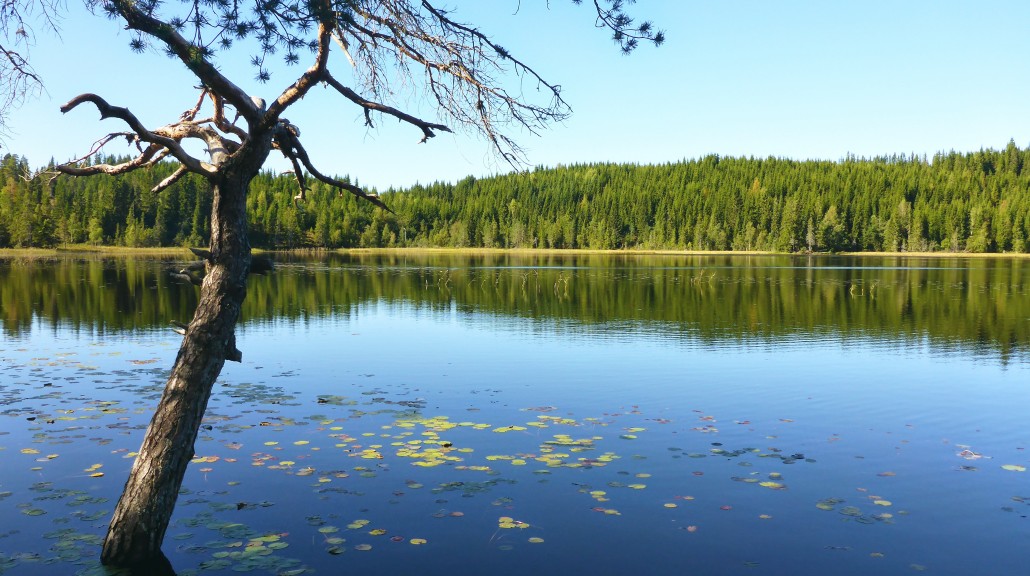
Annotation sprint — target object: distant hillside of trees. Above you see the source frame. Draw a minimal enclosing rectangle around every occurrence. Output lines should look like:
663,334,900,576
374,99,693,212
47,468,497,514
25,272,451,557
3,141,1029,252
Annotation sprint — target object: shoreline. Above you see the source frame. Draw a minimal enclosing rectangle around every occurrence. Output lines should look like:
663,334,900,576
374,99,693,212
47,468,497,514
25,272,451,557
1,245,1028,259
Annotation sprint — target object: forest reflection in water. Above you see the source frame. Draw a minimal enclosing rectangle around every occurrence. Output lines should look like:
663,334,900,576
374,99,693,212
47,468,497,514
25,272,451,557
1,251,1026,364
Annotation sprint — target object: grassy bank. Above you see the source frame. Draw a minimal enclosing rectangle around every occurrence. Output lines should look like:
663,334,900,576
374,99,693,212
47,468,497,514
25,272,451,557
333,247,1030,259
1,245,1028,259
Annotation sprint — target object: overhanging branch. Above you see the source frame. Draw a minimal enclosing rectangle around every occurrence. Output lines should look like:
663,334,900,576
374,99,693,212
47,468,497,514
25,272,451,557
58,93,215,177
280,154,308,201
342,2,573,167
152,165,188,193
56,144,161,177
586,0,666,53
265,0,333,127
420,0,568,106
106,0,262,126
275,125,391,212
321,71,451,143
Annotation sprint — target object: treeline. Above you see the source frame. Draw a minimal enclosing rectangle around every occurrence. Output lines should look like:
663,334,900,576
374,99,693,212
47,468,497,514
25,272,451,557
3,141,1030,252
0,156,213,248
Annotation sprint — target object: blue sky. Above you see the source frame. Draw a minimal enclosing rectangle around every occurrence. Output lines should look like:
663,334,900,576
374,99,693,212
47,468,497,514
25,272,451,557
5,1,1030,190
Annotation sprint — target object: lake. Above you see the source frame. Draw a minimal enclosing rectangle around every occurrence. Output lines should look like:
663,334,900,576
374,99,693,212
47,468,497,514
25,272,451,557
1,252,1028,575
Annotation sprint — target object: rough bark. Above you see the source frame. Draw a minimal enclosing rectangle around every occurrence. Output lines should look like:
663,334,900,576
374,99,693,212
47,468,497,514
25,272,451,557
100,153,261,565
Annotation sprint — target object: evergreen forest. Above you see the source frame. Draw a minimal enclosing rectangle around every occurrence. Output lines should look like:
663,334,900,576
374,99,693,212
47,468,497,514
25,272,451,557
3,141,1030,253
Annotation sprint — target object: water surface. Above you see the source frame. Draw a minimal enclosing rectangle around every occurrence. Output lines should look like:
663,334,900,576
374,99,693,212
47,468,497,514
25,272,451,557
0,253,1027,575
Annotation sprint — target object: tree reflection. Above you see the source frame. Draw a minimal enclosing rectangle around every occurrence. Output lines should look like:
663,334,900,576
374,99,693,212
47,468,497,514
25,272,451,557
1,252,1025,363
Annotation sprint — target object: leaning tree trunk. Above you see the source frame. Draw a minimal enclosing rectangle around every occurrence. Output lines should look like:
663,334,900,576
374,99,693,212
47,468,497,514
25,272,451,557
100,159,259,567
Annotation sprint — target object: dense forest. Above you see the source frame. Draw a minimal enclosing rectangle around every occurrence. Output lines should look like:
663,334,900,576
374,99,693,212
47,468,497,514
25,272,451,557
2,141,1030,252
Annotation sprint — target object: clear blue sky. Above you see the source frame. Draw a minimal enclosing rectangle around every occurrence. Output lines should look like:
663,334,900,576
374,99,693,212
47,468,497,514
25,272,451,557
6,1,1030,190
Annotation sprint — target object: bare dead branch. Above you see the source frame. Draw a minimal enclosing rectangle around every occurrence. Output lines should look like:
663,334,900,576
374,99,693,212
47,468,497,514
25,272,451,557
152,165,188,193
341,2,573,166
420,1,567,106
226,332,242,363
208,92,248,141
58,93,215,177
0,43,40,85
0,0,61,129
180,88,207,122
64,132,138,166
169,321,188,336
170,268,203,286
189,247,212,260
278,153,308,200
321,71,450,143
143,148,172,167
57,141,164,177
275,124,391,212
332,26,357,67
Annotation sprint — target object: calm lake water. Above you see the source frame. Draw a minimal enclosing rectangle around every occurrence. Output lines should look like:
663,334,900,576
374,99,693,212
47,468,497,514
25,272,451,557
1,252,1028,576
